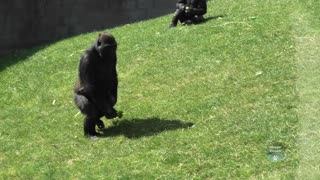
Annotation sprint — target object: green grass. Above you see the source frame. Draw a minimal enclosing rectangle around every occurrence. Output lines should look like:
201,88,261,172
293,0,320,179
0,0,319,179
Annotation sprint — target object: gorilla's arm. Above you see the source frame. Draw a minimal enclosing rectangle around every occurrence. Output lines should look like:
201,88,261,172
108,67,118,106
78,52,95,99
78,51,112,115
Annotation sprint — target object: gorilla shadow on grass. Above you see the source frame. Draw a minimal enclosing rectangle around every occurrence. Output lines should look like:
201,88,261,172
100,118,194,139
194,14,227,25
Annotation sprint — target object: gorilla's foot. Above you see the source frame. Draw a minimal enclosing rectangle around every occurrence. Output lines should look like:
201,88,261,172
85,132,101,140
89,135,99,140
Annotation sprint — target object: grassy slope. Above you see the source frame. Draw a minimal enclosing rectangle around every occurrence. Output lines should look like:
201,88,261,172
0,0,318,179
293,0,320,179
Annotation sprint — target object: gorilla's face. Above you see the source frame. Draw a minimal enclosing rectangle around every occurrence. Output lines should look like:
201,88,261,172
96,33,117,59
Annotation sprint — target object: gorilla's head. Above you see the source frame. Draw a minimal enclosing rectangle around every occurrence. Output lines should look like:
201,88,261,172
95,33,117,59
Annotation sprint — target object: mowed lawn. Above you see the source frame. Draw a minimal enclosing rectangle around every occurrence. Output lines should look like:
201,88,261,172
0,0,319,179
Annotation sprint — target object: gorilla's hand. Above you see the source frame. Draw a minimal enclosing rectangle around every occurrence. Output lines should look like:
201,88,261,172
105,108,118,119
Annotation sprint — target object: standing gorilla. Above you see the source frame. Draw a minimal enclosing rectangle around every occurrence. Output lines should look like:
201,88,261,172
74,32,120,137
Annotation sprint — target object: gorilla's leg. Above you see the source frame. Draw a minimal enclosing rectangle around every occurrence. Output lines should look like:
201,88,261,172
83,117,97,136
170,9,186,27
191,15,205,24
74,94,104,136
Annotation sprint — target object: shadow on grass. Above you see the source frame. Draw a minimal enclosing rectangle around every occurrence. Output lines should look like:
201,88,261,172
194,14,227,25
0,46,45,72
100,118,194,139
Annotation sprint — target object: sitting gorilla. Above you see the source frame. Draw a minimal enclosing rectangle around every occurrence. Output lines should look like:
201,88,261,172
169,0,207,27
74,32,120,137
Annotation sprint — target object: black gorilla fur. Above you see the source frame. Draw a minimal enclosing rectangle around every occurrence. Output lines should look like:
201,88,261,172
74,32,119,137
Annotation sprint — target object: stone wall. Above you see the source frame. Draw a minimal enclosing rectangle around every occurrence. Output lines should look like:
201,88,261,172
0,0,175,55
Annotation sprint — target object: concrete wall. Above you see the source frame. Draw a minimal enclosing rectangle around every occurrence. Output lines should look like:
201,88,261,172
0,0,175,55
